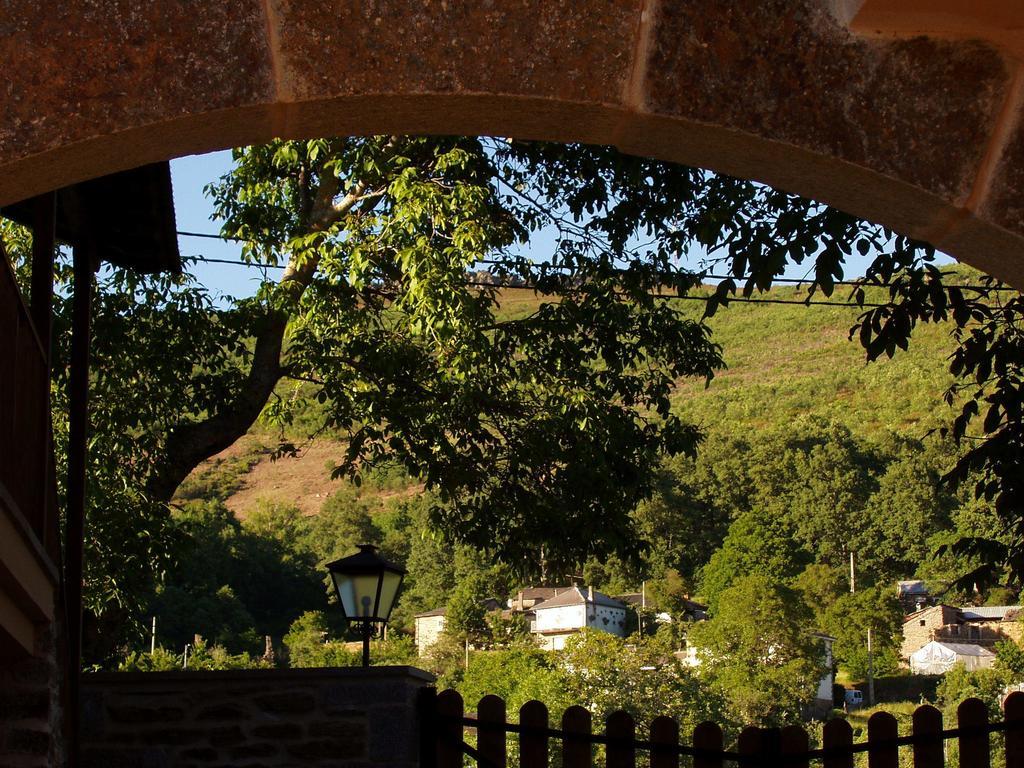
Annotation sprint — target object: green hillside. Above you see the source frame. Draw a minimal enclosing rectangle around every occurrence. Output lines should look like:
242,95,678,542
186,280,966,514
182,276,963,517
671,285,956,437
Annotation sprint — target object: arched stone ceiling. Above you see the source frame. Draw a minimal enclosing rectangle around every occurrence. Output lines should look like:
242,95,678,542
1,0,1022,285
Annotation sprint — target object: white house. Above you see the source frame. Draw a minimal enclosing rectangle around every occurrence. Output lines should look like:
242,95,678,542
531,586,629,650
909,641,996,675
813,633,836,708
413,607,449,653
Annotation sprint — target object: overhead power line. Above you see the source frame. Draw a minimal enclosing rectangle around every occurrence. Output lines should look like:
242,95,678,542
183,254,887,309
177,229,1017,294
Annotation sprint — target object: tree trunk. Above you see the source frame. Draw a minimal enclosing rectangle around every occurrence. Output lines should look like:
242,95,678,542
144,167,380,503
145,308,287,502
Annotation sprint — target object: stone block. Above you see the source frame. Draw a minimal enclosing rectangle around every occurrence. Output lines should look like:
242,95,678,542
81,746,169,768
270,0,641,104
7,728,50,755
0,688,49,720
367,705,416,763
253,691,316,715
208,726,246,747
982,116,1024,236
107,704,186,725
285,738,366,761
134,727,205,745
0,0,275,167
227,742,278,759
249,722,303,740
179,747,219,761
643,0,1008,203
194,703,250,721
308,720,367,740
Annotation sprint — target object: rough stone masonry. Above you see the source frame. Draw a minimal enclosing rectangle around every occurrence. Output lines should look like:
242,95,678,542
80,666,434,768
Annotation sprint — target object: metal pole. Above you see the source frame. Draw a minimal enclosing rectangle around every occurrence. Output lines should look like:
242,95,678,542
151,617,156,655
65,241,93,768
362,623,371,668
850,551,855,593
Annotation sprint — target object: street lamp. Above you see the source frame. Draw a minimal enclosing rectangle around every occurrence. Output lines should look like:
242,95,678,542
326,544,406,667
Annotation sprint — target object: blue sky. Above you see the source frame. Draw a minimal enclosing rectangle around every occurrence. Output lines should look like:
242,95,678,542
169,149,950,299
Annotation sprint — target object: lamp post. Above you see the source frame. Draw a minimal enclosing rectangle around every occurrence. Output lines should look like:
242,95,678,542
326,544,406,667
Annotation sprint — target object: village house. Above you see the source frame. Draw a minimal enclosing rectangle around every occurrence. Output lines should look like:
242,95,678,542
910,641,997,675
532,586,630,650
414,585,631,653
901,604,1023,667
413,598,505,653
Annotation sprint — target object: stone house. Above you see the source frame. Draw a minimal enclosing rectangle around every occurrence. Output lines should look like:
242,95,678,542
901,604,1023,660
413,598,506,653
413,607,449,653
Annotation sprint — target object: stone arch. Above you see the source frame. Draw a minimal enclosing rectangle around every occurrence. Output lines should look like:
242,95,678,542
2,0,1023,284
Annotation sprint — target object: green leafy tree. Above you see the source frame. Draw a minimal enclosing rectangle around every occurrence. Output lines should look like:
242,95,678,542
485,612,532,649
283,611,360,668
688,575,824,727
458,648,571,718
699,508,811,613
819,585,903,680
444,572,492,645
996,639,1024,680
854,441,957,582
558,629,729,735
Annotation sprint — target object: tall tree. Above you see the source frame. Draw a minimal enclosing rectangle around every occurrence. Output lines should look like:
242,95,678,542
688,574,824,727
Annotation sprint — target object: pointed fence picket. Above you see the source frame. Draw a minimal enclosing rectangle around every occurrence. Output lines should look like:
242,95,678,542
428,690,1024,768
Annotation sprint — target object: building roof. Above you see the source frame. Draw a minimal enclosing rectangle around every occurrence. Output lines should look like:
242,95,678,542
616,592,707,613
414,597,504,620
914,642,996,658
897,580,930,596
414,607,447,619
2,162,181,274
519,587,564,601
960,605,1021,622
533,586,626,611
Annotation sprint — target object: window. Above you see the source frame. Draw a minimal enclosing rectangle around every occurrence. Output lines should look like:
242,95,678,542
920,620,926,626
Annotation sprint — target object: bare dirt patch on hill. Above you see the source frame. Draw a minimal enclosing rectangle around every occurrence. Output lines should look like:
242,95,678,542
223,440,348,519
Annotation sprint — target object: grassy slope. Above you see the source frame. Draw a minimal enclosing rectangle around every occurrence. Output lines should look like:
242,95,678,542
183,280,963,515
671,285,957,437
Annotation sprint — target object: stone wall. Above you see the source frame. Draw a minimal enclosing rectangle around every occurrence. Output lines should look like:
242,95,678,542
0,626,63,768
900,605,960,659
81,666,434,768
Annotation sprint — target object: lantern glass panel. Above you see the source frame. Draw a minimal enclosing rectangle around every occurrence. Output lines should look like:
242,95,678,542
377,570,403,621
333,572,383,620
